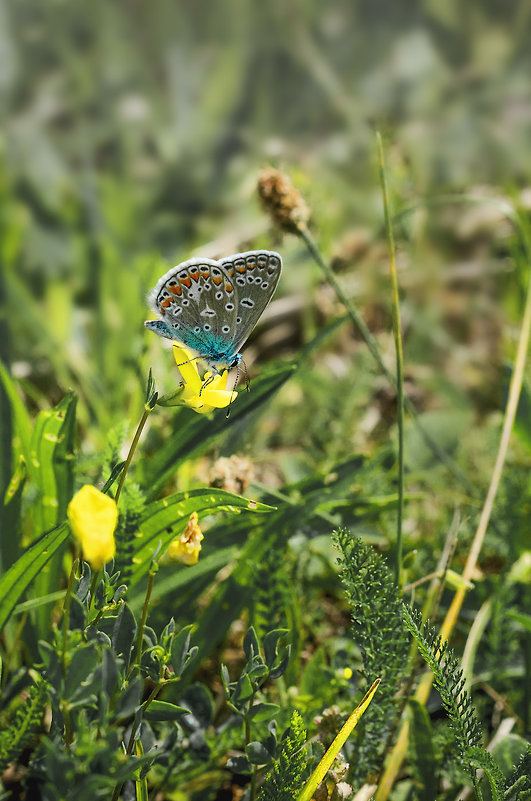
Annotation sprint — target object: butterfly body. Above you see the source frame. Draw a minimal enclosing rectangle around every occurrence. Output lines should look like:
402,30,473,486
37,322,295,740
145,250,282,372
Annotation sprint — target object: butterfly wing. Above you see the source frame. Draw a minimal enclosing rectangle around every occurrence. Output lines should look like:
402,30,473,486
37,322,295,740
219,250,282,353
147,257,238,356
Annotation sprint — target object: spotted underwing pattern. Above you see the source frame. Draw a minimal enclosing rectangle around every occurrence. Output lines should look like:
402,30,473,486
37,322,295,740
145,250,282,371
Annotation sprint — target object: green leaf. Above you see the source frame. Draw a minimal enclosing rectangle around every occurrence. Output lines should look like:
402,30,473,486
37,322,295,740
246,741,274,765
113,677,143,720
128,488,273,585
232,674,254,706
28,392,77,535
143,700,189,721
0,522,70,633
248,703,280,722
179,684,213,729
226,754,252,775
64,643,99,698
0,679,48,772
269,652,290,679
102,647,120,697
29,393,76,634
112,602,137,673
263,629,288,668
170,624,193,677
408,699,436,801
0,362,32,464
243,627,260,660
1,455,26,571
0,373,12,572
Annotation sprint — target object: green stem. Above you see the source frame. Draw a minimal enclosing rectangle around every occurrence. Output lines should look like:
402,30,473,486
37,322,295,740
376,131,404,585
245,715,257,801
298,226,472,494
111,682,162,801
87,568,100,618
128,569,155,679
114,404,152,506
61,554,79,679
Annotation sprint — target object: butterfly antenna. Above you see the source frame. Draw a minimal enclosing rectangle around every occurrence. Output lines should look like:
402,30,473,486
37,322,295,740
241,358,250,392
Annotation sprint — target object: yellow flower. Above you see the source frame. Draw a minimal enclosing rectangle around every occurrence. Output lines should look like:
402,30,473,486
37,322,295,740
67,485,117,570
167,512,204,566
173,344,237,414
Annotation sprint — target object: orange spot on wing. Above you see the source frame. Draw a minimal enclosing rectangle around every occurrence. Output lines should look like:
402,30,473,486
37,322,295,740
180,276,192,288
161,298,172,308
169,285,182,295
225,284,233,293
227,268,234,276
189,271,200,282
247,262,255,269
236,266,246,273
200,271,210,279
212,276,223,285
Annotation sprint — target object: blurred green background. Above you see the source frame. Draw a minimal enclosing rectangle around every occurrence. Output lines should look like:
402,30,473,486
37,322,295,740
1,0,530,475
1,6,531,792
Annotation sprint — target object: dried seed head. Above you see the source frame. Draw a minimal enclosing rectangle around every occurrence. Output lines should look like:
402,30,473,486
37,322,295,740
257,166,310,234
208,455,254,496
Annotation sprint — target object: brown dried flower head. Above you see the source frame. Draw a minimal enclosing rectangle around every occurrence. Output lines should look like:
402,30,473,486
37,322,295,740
208,454,254,496
257,167,310,234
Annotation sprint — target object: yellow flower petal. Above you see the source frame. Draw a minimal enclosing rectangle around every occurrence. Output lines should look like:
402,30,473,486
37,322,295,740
172,343,237,414
67,485,117,570
173,344,202,393
167,512,204,565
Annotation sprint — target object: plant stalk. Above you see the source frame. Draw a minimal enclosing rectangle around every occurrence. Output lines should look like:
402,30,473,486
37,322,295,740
375,212,531,799
114,404,152,505
298,227,471,493
376,131,404,584
128,568,155,680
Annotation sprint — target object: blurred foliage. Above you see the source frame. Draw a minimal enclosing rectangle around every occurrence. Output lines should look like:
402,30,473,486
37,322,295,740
1,1,531,799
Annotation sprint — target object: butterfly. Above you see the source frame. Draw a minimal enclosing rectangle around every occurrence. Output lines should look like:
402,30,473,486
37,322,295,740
145,250,282,372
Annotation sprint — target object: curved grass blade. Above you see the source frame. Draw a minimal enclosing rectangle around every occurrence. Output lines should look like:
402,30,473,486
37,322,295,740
0,522,70,633
127,488,273,586
297,679,380,801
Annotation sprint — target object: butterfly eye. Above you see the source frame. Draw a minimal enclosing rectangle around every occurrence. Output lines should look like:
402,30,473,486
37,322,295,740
204,324,211,331
236,317,242,324
182,298,190,306
236,277,245,286
215,291,223,300
225,303,234,311
261,282,269,289
240,298,255,308
194,326,201,333
222,325,230,334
